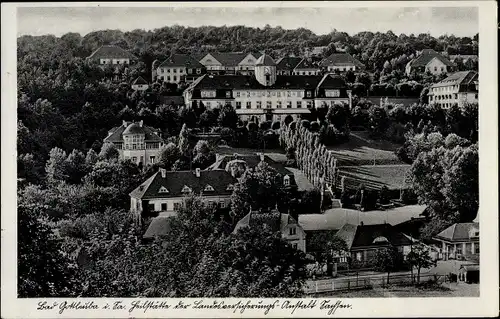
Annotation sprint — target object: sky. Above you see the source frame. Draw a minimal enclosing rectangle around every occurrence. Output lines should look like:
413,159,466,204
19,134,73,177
17,5,479,38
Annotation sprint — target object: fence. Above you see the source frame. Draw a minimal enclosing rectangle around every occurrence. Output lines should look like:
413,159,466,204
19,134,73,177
304,273,445,294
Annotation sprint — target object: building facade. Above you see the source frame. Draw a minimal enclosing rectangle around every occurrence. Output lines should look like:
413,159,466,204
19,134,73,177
233,209,307,252
319,53,364,72
405,49,455,76
87,45,137,65
154,54,206,85
131,76,149,91
276,56,303,75
104,121,164,165
183,54,352,123
198,52,258,75
434,222,479,261
130,168,237,225
428,70,478,109
292,58,321,75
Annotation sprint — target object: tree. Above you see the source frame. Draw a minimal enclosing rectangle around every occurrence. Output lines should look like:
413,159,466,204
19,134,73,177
158,142,180,169
218,104,238,129
18,204,80,297
406,242,436,284
178,123,190,157
326,103,349,133
307,231,348,272
98,142,119,161
371,247,400,285
85,149,99,168
192,140,215,169
64,149,87,184
225,159,248,179
368,105,389,139
45,147,68,184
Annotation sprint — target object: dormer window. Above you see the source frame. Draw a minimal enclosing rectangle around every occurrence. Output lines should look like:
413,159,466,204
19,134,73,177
226,91,231,98
181,185,192,193
226,184,234,191
158,186,169,193
306,91,312,98
284,175,290,186
204,185,215,192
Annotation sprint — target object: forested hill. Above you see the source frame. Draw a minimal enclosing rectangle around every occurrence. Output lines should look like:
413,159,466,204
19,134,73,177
18,25,478,71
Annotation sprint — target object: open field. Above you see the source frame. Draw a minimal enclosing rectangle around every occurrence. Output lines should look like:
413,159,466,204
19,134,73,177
337,164,411,190
327,132,404,166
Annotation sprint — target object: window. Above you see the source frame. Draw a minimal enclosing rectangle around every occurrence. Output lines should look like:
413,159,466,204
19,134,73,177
236,102,241,109
226,184,234,191
173,69,177,73
167,76,170,81
297,101,302,108
306,91,312,98
267,91,271,97
226,91,231,98
148,203,155,212
204,185,215,192
475,244,480,254
434,67,437,71
287,91,291,97
188,69,193,74
149,156,156,164
277,92,281,97
289,227,296,235
167,69,171,73
132,156,137,162
257,101,262,109
201,91,216,98
196,68,201,74
181,185,192,193
292,243,298,250
475,94,478,99
236,91,240,98
173,202,182,211
307,101,313,108
173,76,177,81
161,203,167,211
246,101,251,109
246,91,251,97
454,93,458,99
206,101,211,107
356,252,362,261
158,186,169,193
325,90,340,97
220,201,226,208
267,101,272,108
277,101,282,108
116,61,120,64
441,67,444,72
284,175,290,186
287,101,292,108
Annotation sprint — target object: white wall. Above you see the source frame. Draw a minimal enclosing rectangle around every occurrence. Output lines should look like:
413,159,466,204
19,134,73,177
145,195,231,214
282,224,307,252
120,148,162,165
327,65,357,72
132,84,149,91
425,58,449,75
100,58,130,65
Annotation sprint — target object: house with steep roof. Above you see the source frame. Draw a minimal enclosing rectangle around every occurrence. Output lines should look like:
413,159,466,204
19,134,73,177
87,45,137,65
131,76,149,91
293,58,321,75
197,52,258,75
428,70,478,109
130,167,237,225
433,222,479,261
319,53,364,72
405,49,455,76
207,152,296,188
233,208,306,252
276,56,303,75
336,222,414,264
104,120,164,165
183,54,351,123
154,54,206,85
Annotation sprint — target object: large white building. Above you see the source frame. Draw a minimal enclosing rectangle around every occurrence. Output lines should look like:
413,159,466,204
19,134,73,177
428,70,478,109
183,54,352,123
153,54,206,85
319,53,364,72
104,121,164,165
87,45,137,65
197,52,258,75
405,49,455,76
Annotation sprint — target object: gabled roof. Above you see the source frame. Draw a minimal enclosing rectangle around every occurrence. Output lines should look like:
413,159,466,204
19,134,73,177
233,209,298,234
276,56,303,71
316,74,348,89
431,71,478,89
255,54,276,66
336,223,413,250
88,45,137,60
435,222,479,242
211,52,250,66
129,169,237,199
132,76,148,85
104,121,163,143
143,214,177,239
158,54,204,68
294,58,320,70
189,74,333,90
409,49,454,67
319,53,364,67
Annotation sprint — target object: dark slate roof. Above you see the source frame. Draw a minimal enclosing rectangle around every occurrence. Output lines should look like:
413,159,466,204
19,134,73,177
104,122,163,143
317,74,348,89
132,76,148,85
130,169,238,199
294,58,320,70
207,154,292,176
431,71,478,89
255,54,276,66
319,53,364,67
143,215,176,239
88,45,137,60
435,222,479,242
211,52,251,66
233,209,297,234
409,49,454,67
190,74,337,90
158,54,204,68
336,223,413,250
276,56,303,71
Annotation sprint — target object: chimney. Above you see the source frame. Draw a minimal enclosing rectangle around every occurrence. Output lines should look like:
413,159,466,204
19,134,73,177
139,120,144,127
360,221,364,226
122,120,128,127
195,167,201,178
159,168,166,178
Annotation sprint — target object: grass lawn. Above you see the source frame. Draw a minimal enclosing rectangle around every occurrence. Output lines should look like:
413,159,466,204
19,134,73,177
337,164,411,191
327,132,405,166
